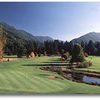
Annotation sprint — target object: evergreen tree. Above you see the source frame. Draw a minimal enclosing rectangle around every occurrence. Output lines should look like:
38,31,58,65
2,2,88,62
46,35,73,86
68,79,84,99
68,41,73,55
87,40,97,55
63,41,69,52
70,43,85,63
58,41,64,53
44,41,51,54
17,43,26,58
53,40,59,54
81,41,85,52
95,42,100,56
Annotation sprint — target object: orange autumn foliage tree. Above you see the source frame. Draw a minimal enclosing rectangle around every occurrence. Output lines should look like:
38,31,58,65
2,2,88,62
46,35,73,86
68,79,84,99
30,52,35,58
0,25,6,59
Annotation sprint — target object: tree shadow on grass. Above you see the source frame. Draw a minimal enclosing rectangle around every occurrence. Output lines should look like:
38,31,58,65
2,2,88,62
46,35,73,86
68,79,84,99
50,59,70,62
43,61,68,63
23,63,70,67
3,57,17,58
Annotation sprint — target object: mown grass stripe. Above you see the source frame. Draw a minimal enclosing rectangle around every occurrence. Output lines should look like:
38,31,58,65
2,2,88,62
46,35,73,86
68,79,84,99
33,76,66,91
22,70,66,89
10,71,48,92
8,71,29,90
0,72,13,89
15,71,53,92
8,71,35,90
15,71,62,92
1,72,19,89
34,75,66,87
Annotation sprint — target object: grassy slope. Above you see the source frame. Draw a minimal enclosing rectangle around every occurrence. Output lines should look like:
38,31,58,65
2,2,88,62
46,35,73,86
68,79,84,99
0,56,100,94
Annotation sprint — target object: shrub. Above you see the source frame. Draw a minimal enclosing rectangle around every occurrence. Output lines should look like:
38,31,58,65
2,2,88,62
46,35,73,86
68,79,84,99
43,51,47,56
61,52,69,60
34,52,37,56
60,57,65,61
56,52,60,55
84,52,88,57
77,62,84,68
65,52,70,58
30,52,35,58
26,54,29,58
77,61,92,68
57,68,62,74
38,53,41,57
88,61,92,66
83,62,89,68
61,54,67,59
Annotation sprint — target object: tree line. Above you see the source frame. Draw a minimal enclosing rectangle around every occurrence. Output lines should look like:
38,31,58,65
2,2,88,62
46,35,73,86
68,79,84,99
4,38,100,57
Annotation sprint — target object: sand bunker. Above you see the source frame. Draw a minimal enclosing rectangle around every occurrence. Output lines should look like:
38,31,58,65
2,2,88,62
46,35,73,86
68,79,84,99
46,75,62,80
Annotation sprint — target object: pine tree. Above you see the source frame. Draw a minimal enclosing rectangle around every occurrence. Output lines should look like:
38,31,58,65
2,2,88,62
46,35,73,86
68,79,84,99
87,40,97,55
81,41,85,52
70,43,85,63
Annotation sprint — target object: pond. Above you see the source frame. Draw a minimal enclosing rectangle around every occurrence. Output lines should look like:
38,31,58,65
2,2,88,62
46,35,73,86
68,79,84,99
68,73,100,84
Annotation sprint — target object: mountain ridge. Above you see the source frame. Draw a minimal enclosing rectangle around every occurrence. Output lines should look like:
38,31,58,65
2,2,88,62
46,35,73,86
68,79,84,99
71,32,100,43
0,22,53,43
1,22,100,44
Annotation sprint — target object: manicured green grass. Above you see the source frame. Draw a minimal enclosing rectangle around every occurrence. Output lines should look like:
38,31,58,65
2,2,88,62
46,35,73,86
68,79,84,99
0,56,100,94
77,56,100,72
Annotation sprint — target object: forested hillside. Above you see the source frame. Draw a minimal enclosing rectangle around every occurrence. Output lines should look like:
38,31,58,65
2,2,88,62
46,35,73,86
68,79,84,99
0,22,53,43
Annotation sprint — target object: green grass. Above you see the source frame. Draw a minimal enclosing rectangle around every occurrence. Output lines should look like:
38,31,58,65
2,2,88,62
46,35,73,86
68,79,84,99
0,56,100,94
77,56,100,72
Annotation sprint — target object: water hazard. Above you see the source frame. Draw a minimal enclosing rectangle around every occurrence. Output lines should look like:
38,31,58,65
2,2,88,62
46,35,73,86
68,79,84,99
68,73,100,84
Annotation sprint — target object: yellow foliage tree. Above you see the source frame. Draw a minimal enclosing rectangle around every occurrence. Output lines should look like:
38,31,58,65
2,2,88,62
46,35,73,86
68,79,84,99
30,52,35,58
0,25,6,59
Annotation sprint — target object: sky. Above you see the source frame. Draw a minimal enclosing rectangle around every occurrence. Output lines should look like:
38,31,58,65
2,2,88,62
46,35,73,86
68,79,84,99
0,2,100,41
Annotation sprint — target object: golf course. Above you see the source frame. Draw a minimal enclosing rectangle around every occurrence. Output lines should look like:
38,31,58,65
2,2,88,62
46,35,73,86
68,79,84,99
0,56,100,94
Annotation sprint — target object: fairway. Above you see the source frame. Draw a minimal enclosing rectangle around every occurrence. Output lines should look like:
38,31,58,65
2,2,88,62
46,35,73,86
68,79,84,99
0,56,100,94
77,56,100,72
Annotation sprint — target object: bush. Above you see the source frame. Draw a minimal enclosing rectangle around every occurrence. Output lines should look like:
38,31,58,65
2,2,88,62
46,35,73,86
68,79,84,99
84,52,88,57
60,57,65,61
56,52,60,55
76,62,83,68
30,52,35,58
34,52,37,56
38,53,41,57
43,51,47,56
65,52,70,58
83,62,89,68
61,52,69,60
61,54,67,59
88,61,92,66
77,61,92,68
57,68,62,74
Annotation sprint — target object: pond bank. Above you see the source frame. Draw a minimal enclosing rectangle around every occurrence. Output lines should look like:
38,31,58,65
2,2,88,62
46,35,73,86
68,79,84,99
40,66,100,86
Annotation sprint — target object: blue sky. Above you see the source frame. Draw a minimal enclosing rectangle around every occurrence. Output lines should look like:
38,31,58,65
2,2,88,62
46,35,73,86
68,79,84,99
0,2,100,41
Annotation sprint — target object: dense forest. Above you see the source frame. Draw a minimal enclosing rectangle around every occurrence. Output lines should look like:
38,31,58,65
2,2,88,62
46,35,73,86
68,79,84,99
4,38,100,57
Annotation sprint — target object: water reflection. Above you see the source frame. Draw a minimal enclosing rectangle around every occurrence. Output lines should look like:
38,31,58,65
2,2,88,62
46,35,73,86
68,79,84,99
83,76,100,84
68,73,100,84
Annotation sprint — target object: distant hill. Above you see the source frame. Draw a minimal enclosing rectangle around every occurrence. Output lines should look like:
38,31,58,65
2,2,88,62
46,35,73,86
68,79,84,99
71,32,100,43
0,22,53,43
